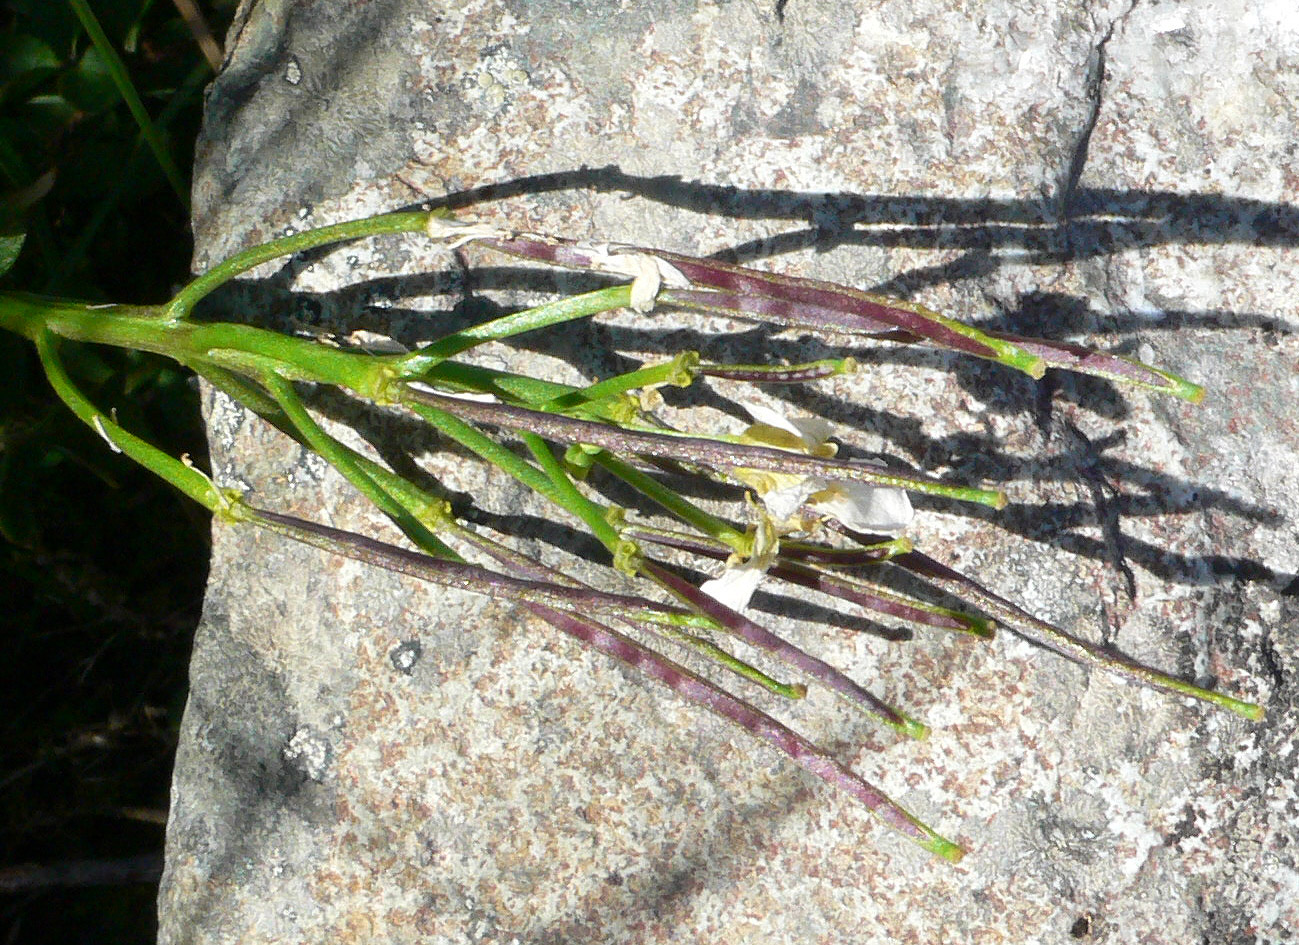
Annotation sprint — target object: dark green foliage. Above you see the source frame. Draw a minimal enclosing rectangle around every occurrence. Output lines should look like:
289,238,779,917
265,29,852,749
0,1,233,941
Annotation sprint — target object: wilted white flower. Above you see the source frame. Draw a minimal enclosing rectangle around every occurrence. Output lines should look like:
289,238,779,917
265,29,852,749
731,402,913,534
700,512,779,611
581,244,689,313
424,215,514,249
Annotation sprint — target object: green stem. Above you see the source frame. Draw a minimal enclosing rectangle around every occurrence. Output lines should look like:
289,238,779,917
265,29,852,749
398,285,635,373
261,371,457,559
536,352,700,414
0,293,674,565
190,359,287,419
896,552,1264,721
697,357,856,383
195,359,468,569
1,292,398,399
419,360,581,406
34,331,235,516
167,211,431,319
592,452,747,548
521,433,602,527
655,626,807,700
401,383,1008,509
404,399,629,559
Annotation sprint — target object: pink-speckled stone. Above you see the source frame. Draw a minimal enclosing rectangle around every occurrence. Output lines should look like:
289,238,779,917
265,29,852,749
161,1,1298,942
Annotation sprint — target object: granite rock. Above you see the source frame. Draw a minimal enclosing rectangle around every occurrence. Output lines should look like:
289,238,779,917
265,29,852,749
161,1,1299,941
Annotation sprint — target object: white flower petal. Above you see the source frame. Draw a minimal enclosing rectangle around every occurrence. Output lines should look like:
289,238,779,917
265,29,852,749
700,561,766,611
761,477,824,523
811,480,914,533
743,402,834,449
424,215,512,248
743,401,798,433
582,245,689,313
732,402,914,534
627,253,664,313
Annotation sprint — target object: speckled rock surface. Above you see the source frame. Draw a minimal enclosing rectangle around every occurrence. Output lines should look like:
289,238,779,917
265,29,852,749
161,1,1299,942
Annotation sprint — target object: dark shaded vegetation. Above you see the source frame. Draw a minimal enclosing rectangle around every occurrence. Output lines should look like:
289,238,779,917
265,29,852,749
0,1,232,941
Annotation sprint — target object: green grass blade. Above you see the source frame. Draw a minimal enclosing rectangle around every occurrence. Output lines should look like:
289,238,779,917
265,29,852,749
66,0,189,207
50,58,212,292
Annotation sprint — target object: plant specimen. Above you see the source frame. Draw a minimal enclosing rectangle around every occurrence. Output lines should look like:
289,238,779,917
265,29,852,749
0,207,1263,862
